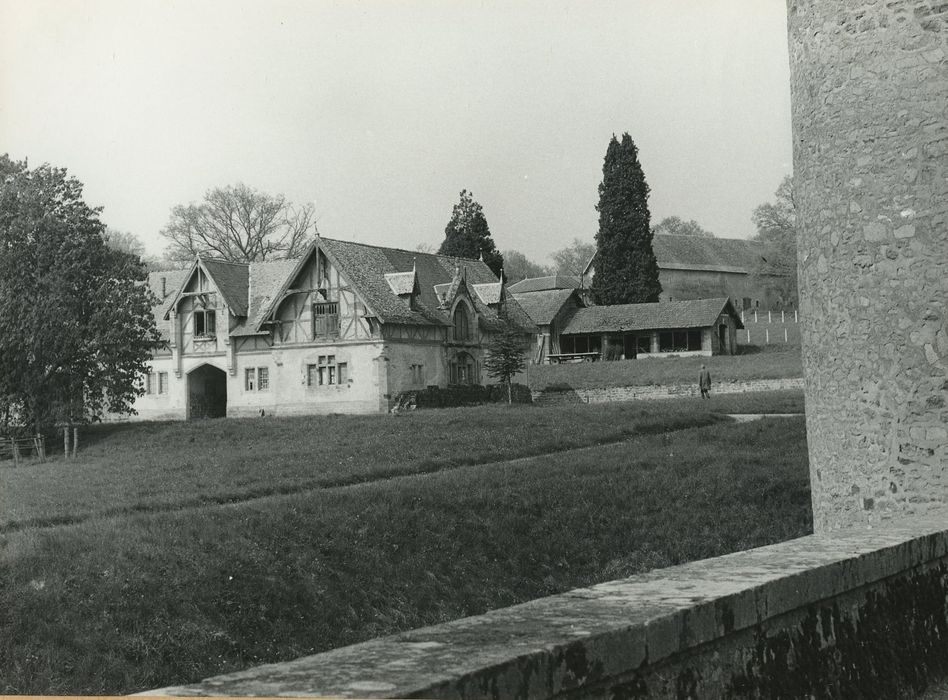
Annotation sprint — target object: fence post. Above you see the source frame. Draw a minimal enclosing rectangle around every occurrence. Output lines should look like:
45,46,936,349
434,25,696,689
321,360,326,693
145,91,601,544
746,329,751,343
64,427,70,459
766,329,770,344
768,310,772,323
12,439,20,467
782,310,785,323
741,310,745,323
785,328,788,343
35,435,46,461
72,427,79,458
754,310,758,323
795,310,798,323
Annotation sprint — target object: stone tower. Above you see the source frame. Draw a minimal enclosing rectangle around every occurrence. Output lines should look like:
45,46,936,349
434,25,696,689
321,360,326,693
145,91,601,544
787,1,947,531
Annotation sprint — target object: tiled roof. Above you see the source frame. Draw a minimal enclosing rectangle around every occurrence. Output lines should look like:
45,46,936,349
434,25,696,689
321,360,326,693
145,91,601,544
513,288,578,326
235,258,301,336
146,238,536,339
384,270,417,296
508,275,581,293
652,235,764,273
201,258,249,317
472,282,503,305
147,269,189,342
560,298,742,334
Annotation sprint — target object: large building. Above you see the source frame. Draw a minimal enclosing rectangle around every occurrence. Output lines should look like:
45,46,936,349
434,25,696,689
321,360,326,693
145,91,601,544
581,234,793,311
133,237,534,420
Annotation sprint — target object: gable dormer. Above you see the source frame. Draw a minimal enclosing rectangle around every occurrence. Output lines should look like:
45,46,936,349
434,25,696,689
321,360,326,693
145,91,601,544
384,261,421,311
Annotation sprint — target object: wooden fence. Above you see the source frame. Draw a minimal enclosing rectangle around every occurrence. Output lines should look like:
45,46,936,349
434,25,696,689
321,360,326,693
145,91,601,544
0,435,47,466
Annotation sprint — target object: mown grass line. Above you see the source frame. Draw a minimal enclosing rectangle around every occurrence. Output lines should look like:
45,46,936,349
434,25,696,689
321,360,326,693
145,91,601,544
523,345,802,390
2,401,744,530
0,416,811,695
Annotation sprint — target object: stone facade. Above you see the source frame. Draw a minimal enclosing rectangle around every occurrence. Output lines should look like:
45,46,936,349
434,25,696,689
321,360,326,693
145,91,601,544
789,0,948,531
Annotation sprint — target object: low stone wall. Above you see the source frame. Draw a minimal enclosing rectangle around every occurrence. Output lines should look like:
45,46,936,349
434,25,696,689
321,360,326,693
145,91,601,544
147,510,948,699
532,377,804,405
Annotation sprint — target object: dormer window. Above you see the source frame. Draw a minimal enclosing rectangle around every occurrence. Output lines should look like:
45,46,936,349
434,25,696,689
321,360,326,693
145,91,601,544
453,304,472,342
194,309,216,338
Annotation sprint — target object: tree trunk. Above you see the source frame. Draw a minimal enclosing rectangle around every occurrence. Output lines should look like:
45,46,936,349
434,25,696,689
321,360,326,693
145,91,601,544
507,380,512,404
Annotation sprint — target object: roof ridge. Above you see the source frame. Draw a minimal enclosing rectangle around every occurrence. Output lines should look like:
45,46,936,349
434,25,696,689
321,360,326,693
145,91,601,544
320,236,482,266
199,257,251,267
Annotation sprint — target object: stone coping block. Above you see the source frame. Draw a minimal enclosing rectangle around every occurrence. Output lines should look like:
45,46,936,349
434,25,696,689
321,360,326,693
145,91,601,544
142,510,948,698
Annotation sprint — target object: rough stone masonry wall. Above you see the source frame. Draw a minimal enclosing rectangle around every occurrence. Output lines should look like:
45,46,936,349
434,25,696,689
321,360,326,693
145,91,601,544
146,511,948,699
788,0,948,532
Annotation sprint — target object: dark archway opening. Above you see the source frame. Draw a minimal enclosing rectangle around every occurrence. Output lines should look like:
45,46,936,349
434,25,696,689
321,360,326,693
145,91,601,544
188,365,227,419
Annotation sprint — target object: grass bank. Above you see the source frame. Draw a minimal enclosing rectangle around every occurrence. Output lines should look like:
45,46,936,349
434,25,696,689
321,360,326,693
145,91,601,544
523,344,802,391
1,397,797,530
0,414,811,695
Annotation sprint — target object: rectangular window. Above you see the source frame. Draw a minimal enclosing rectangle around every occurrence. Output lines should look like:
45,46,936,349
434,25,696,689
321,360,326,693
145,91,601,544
313,302,339,338
194,309,216,338
309,355,344,386
145,372,156,394
245,367,268,391
158,372,168,394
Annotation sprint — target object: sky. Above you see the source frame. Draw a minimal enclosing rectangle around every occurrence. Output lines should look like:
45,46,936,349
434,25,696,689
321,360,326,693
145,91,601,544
0,0,792,265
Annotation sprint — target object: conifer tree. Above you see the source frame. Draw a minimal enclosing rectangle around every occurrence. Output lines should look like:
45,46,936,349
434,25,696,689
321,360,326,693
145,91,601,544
590,134,661,305
484,312,527,404
438,190,504,277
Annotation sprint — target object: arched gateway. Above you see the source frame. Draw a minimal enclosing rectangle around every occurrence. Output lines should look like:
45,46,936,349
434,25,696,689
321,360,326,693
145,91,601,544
187,364,227,419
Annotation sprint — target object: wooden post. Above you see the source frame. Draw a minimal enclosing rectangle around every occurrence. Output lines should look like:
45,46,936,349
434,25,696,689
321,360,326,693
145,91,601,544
754,309,758,323
64,427,70,459
766,329,770,344
768,310,772,323
747,329,751,344
784,328,788,343
12,439,20,467
795,310,798,323
782,310,786,323
72,427,79,458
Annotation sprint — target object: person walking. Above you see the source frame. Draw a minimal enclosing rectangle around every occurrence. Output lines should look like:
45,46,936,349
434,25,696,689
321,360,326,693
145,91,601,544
699,364,712,399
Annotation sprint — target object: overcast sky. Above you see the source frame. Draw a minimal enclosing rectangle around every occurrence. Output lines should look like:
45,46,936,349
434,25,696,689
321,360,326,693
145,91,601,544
1,0,792,264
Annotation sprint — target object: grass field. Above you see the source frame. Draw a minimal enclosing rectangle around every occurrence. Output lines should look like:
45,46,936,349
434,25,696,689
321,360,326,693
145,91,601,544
523,344,802,390
0,397,811,694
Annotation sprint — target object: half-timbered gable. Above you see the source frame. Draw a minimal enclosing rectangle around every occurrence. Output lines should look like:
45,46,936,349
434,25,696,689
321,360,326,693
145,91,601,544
126,236,534,421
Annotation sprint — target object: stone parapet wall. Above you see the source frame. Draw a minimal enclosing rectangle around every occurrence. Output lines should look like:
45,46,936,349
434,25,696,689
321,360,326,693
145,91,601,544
532,377,804,405
789,1,948,531
146,510,948,699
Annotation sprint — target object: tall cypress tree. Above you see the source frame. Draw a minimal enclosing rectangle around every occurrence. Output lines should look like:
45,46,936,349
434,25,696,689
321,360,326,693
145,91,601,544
590,133,661,305
438,189,504,277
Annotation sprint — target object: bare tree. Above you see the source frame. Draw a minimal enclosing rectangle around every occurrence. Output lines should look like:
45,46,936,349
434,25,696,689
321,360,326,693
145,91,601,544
651,216,715,237
104,228,163,270
751,176,798,307
160,183,317,263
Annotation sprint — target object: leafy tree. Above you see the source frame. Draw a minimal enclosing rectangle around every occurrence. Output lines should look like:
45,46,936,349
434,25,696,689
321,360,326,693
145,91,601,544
501,249,552,283
438,189,504,277
550,238,597,279
161,183,316,263
751,176,798,307
0,155,160,430
484,314,527,403
590,133,661,305
651,216,714,238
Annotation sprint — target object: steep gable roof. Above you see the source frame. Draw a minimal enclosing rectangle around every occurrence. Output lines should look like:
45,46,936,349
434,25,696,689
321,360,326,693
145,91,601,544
231,258,302,336
513,288,579,326
200,258,249,316
561,298,743,334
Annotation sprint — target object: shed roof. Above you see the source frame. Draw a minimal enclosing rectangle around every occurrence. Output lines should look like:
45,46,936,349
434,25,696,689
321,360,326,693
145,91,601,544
560,298,743,334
